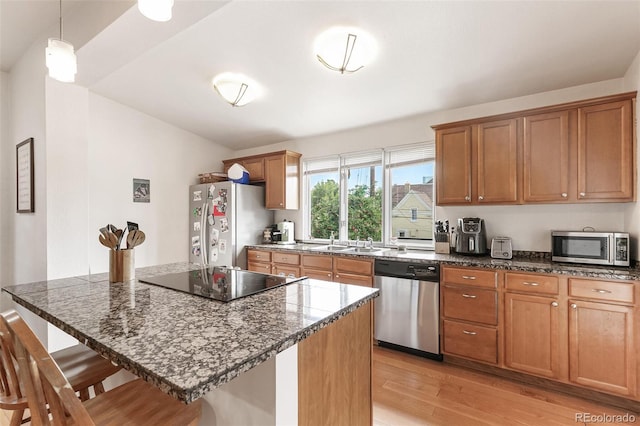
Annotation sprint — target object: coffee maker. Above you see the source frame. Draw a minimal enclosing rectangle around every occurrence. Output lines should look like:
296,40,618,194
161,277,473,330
270,221,295,245
455,217,487,255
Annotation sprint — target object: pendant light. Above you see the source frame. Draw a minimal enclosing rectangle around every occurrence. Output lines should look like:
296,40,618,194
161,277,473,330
212,73,261,107
138,0,174,22
314,26,377,74
45,0,77,83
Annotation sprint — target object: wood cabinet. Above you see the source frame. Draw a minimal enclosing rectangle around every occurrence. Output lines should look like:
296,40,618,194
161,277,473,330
441,266,499,365
568,278,636,397
577,100,634,201
504,272,562,379
248,249,373,286
502,271,638,399
523,110,570,202
434,92,636,206
435,120,517,205
333,257,373,287
223,150,301,210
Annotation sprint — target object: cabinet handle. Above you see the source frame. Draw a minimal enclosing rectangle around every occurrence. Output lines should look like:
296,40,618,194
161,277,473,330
561,193,568,198
327,273,331,278
571,303,577,309
462,330,477,335
579,192,586,197
592,288,612,294
464,196,471,201
335,274,340,279
479,195,484,200
551,301,558,307
279,202,283,206
256,255,261,258
462,275,476,280
522,281,540,286
462,294,477,299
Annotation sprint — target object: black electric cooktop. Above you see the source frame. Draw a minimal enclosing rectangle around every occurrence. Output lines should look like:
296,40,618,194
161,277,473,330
139,267,306,302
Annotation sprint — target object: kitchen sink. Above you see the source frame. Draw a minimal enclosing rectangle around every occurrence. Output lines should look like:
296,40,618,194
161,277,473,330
346,247,387,254
310,245,351,252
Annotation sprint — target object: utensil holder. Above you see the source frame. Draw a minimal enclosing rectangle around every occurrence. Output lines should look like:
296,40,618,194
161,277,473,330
435,242,450,254
109,249,135,283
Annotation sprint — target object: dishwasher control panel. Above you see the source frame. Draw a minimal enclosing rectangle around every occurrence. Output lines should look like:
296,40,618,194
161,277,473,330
374,260,440,281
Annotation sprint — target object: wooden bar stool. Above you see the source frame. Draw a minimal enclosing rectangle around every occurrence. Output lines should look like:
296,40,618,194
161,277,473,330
0,316,122,426
1,310,202,426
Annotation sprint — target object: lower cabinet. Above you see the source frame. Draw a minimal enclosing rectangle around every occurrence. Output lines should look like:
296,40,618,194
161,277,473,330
333,257,373,287
569,299,635,396
443,267,639,400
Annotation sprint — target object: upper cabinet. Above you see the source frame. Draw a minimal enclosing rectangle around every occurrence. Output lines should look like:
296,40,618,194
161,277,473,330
223,150,301,210
435,119,518,205
433,92,636,206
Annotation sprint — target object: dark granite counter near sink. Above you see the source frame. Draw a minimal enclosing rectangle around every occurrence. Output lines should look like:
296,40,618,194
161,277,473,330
2,262,379,403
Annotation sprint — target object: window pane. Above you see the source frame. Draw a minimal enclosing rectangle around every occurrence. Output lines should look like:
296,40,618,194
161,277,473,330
390,162,434,241
347,165,382,241
309,172,340,239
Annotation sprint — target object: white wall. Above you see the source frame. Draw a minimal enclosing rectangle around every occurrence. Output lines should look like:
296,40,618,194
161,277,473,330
233,78,631,252
0,71,8,289
623,49,640,260
87,94,233,273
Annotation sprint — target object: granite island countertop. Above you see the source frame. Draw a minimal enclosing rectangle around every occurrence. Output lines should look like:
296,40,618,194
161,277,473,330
2,262,379,403
248,243,640,281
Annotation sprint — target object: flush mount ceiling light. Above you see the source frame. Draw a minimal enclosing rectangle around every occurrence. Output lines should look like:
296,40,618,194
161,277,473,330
45,0,77,83
314,26,377,74
212,73,261,107
138,0,174,22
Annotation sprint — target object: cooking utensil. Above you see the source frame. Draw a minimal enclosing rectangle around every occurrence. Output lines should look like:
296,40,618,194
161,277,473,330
127,230,146,249
127,221,139,232
99,227,109,239
99,234,113,249
106,231,119,250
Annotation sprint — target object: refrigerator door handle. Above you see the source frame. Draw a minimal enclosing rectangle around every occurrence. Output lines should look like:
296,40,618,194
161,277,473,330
201,202,208,265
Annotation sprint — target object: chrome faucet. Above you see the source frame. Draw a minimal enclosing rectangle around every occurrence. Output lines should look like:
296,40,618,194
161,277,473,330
366,237,373,249
329,231,335,246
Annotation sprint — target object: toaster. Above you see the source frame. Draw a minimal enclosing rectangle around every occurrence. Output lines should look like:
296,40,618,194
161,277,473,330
491,237,513,259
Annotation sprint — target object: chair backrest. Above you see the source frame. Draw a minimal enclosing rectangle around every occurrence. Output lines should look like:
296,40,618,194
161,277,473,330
0,313,26,408
0,310,96,426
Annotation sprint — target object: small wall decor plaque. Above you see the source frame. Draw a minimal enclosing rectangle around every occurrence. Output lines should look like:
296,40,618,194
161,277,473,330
133,178,150,203
16,138,34,213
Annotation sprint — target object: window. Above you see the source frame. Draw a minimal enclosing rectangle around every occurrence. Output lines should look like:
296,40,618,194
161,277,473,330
304,142,435,247
387,144,435,245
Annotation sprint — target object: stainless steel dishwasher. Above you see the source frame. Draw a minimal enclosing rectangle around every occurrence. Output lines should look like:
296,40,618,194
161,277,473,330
374,259,442,360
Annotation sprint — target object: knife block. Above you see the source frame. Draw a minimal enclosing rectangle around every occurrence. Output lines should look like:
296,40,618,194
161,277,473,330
109,249,135,283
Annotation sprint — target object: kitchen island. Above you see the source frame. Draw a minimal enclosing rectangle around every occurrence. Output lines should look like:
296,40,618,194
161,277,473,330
2,262,378,425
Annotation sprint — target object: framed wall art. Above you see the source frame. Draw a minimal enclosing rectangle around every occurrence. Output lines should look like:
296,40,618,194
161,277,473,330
16,138,34,213
133,178,150,203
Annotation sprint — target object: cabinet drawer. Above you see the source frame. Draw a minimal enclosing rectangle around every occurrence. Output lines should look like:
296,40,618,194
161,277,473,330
442,267,497,288
302,254,332,270
505,272,559,295
248,249,271,263
273,264,301,277
334,257,373,275
248,262,271,274
443,320,497,364
303,268,333,281
272,252,300,266
569,279,635,304
334,272,372,287
443,286,497,325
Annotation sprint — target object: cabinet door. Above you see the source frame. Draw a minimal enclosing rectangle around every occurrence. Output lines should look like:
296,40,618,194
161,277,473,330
273,264,301,277
476,119,518,203
242,157,265,182
248,262,271,274
568,300,635,396
504,293,561,379
577,100,633,201
265,154,286,209
436,126,472,204
523,111,570,202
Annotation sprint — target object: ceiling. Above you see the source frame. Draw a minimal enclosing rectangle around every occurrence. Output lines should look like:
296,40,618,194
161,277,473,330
2,1,640,150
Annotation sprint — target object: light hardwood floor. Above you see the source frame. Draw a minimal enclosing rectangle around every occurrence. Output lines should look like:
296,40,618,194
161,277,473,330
373,345,638,426
3,346,637,425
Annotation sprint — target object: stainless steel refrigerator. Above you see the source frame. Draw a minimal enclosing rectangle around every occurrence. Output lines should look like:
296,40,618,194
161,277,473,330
189,182,274,269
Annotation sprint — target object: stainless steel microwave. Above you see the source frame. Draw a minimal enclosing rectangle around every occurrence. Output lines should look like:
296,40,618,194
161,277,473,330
551,231,630,267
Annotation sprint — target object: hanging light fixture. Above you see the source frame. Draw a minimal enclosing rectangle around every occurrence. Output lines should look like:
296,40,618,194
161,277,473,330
138,0,174,22
45,0,77,83
314,26,377,74
212,73,261,107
